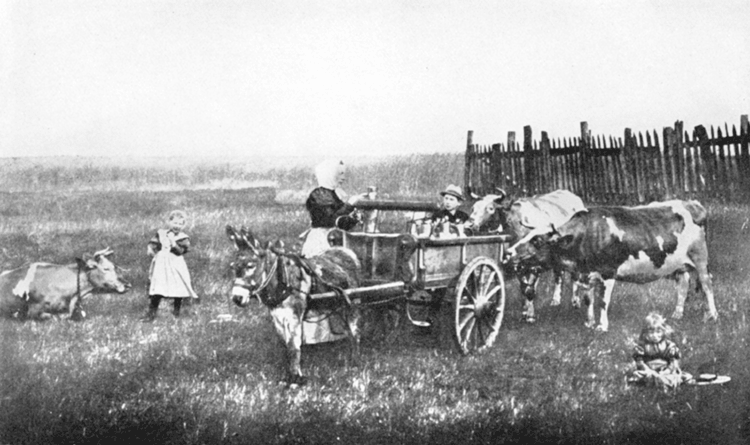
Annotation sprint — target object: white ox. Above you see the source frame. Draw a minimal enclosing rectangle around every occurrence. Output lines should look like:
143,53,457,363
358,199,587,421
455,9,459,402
468,189,585,322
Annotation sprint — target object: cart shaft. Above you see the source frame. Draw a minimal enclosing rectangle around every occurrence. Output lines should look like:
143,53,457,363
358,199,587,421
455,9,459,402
310,281,406,301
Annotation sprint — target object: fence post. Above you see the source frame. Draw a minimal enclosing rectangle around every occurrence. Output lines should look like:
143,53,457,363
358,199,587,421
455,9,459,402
623,128,639,203
508,131,520,195
580,122,591,202
540,131,552,192
663,126,677,199
523,126,534,195
695,125,712,201
465,130,474,196
673,120,689,196
741,115,749,202
491,143,502,194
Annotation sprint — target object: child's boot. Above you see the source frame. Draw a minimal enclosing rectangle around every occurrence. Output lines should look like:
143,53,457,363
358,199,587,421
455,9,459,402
172,298,182,318
140,295,161,322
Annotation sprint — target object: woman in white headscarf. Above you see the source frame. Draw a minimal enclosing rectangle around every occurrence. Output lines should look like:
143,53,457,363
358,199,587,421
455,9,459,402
299,160,363,344
301,160,362,257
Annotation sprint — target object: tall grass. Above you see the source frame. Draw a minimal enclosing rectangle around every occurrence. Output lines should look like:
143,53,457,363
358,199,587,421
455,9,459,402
0,154,464,196
0,159,749,444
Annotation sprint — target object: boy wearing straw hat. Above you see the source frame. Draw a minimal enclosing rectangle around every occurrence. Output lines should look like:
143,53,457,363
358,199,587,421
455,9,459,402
430,184,470,226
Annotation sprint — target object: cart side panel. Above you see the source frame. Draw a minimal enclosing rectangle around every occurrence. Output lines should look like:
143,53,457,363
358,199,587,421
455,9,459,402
415,237,505,289
328,229,419,286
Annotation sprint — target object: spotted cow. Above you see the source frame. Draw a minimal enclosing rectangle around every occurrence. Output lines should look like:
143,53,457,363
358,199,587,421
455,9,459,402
506,200,717,331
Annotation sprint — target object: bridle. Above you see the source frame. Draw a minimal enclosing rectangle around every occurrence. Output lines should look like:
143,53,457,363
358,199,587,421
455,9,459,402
232,247,355,309
72,262,94,318
233,249,311,307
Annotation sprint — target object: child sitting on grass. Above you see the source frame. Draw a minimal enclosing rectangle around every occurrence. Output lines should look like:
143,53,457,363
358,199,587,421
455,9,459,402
627,312,692,388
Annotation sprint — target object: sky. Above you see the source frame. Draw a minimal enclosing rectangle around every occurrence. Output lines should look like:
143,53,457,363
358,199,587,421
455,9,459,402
1,0,748,159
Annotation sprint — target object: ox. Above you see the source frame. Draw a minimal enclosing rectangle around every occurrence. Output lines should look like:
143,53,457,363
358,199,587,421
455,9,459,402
0,247,130,320
468,189,586,322
506,200,718,331
226,226,362,385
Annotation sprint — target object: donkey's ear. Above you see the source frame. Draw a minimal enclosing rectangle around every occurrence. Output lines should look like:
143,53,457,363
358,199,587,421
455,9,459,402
240,226,262,251
268,239,285,254
226,225,244,249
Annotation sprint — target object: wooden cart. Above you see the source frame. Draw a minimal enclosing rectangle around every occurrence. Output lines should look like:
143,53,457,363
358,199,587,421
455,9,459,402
315,200,510,355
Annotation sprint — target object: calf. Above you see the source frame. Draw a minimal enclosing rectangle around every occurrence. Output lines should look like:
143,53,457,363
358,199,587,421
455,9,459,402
468,189,586,321
506,200,717,331
0,247,130,320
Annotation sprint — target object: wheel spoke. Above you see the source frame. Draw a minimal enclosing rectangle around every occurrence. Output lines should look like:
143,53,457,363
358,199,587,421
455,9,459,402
462,285,477,305
457,311,474,331
471,266,483,294
458,291,475,310
460,317,476,346
479,268,497,297
483,285,503,302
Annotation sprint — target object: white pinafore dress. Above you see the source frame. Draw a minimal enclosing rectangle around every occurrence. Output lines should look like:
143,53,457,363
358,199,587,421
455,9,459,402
148,229,199,299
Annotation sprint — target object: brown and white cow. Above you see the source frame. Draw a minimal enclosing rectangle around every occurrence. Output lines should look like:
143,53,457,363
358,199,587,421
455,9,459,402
468,189,586,322
506,200,717,331
0,247,130,320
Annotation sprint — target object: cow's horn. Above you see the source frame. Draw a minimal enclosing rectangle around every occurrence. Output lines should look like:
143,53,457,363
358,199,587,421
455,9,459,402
94,247,113,257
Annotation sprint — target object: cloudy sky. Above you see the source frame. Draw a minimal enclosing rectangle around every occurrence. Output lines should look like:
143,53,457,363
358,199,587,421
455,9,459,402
1,0,748,159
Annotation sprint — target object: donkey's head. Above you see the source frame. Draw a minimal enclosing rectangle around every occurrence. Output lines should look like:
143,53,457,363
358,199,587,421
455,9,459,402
226,225,290,307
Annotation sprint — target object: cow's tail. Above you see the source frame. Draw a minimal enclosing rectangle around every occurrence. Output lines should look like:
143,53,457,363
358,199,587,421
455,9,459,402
683,200,708,229
683,200,709,295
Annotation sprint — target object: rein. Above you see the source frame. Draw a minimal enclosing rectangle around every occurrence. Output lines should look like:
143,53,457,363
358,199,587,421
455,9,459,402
235,248,352,309
73,262,93,318
242,251,310,307
253,255,279,305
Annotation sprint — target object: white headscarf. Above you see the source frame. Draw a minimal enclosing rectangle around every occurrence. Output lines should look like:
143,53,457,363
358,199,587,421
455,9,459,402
314,159,345,191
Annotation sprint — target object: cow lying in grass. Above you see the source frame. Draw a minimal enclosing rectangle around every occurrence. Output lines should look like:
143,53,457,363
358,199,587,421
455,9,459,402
0,247,130,320
467,189,586,322
226,226,362,385
506,200,717,331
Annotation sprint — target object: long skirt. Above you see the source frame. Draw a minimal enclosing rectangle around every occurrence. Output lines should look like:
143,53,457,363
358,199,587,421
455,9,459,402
149,251,199,299
300,228,332,258
302,310,349,344
627,360,692,388
300,227,349,343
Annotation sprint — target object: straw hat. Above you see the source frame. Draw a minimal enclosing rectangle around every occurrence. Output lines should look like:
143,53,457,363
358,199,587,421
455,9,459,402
440,184,464,201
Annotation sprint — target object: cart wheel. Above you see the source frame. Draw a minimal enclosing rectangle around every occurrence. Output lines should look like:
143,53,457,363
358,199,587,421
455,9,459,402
453,256,505,355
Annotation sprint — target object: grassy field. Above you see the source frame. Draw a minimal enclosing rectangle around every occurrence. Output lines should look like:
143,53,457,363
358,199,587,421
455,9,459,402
1,157,749,444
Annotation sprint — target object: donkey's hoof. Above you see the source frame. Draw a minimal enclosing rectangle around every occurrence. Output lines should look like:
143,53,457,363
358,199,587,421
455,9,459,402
703,311,719,322
286,374,308,387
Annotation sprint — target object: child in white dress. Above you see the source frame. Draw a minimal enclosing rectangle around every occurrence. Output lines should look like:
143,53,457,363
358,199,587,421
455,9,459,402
141,210,199,321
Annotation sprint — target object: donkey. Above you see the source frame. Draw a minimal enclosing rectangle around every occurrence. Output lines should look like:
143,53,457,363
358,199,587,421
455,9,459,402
226,225,362,385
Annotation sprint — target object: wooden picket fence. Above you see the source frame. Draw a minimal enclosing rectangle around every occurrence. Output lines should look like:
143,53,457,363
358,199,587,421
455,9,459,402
464,115,750,205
